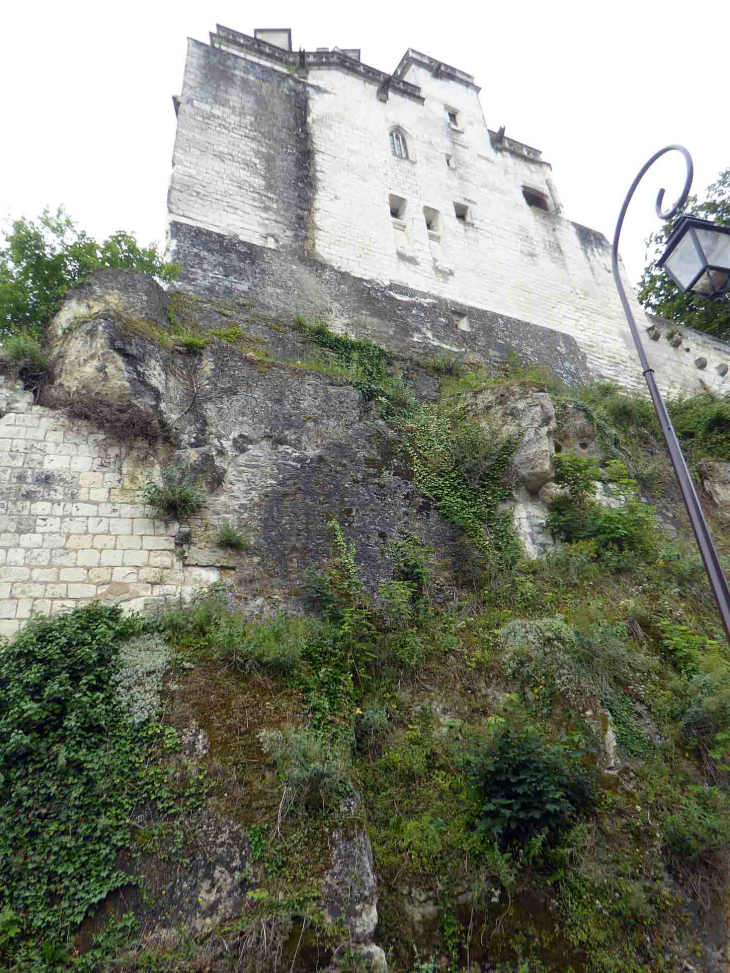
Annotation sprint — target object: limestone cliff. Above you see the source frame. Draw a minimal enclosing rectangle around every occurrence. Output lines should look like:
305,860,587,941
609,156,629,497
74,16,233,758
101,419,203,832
2,270,730,972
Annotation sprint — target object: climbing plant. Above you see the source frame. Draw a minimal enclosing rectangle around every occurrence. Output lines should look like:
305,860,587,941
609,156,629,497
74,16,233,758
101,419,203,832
400,403,521,565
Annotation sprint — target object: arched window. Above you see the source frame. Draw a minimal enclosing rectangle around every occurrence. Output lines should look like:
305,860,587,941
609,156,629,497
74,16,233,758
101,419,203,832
390,128,409,160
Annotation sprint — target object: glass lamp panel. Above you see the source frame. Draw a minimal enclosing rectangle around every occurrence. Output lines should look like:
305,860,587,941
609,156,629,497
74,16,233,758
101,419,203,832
663,230,704,289
691,269,730,296
695,228,730,272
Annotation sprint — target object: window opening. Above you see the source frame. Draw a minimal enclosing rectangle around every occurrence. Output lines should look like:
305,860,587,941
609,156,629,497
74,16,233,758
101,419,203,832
389,194,407,221
446,154,456,169
522,187,550,212
453,202,469,223
454,314,471,332
423,206,441,237
390,129,409,160
447,109,460,128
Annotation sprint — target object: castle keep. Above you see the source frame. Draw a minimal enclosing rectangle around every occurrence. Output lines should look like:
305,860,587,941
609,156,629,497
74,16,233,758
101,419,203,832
168,24,730,395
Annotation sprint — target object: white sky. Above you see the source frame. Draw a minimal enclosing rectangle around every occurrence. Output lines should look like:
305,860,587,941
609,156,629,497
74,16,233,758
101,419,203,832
0,0,725,286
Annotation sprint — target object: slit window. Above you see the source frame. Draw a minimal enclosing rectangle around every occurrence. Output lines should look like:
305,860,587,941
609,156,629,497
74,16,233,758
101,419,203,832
389,128,409,160
446,154,456,169
522,187,550,211
389,194,407,221
423,206,441,236
453,202,469,223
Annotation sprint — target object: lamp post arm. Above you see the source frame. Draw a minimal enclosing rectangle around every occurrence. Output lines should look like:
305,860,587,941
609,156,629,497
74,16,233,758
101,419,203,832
611,145,730,644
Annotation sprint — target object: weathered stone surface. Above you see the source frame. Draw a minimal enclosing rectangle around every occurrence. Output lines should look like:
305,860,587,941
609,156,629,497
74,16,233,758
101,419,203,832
465,385,557,493
554,403,604,461
46,269,170,428
698,460,730,522
140,810,251,937
183,547,237,568
323,819,378,942
509,486,555,559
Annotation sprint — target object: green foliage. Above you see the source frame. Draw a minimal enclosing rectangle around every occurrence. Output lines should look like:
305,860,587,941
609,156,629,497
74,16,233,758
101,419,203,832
402,402,521,566
473,728,597,848
0,605,202,964
258,728,353,816
113,633,171,724
638,168,730,340
0,207,179,338
290,314,412,410
664,785,730,866
0,332,49,380
546,456,657,566
143,464,207,518
668,392,730,461
160,591,311,676
214,521,250,550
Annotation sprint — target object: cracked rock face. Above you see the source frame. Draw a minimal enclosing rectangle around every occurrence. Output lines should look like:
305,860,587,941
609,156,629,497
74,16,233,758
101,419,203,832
465,385,557,493
699,460,730,522
132,809,251,940
46,269,170,426
322,828,379,943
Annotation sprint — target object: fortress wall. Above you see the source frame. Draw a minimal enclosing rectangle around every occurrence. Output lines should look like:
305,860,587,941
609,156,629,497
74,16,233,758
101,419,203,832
166,35,730,398
168,38,314,251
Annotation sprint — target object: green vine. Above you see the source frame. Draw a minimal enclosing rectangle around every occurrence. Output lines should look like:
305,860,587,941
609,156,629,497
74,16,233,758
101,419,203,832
401,403,521,565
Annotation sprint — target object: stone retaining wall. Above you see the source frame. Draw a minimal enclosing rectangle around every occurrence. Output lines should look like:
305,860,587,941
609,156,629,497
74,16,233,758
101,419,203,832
0,378,217,638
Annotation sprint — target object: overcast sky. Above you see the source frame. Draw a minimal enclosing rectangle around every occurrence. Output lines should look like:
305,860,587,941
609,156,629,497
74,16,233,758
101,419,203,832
0,0,725,286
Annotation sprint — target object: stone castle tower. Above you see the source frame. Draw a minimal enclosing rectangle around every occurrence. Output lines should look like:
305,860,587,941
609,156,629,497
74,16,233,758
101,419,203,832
166,25,730,396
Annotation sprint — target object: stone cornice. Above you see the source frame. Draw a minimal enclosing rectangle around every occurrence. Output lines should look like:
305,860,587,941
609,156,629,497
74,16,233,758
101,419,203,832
393,48,480,92
211,26,425,104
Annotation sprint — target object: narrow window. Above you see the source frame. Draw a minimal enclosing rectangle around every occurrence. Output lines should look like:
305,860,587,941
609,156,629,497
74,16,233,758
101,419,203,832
454,314,471,332
522,187,550,212
445,154,456,169
446,108,461,129
389,128,409,160
423,206,440,236
389,194,407,221
453,202,469,223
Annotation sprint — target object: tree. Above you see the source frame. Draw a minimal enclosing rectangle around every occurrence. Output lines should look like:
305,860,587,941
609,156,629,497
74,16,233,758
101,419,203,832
0,207,179,339
638,169,730,341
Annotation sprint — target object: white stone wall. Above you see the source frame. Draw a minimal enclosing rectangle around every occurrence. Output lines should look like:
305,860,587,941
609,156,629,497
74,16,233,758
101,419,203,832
305,62,730,396
167,37,730,398
0,379,216,638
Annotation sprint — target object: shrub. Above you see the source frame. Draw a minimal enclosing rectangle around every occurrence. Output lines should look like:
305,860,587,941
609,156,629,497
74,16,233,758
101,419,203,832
113,634,171,724
212,612,311,676
500,617,589,711
0,605,168,958
258,727,353,815
664,786,730,865
215,521,250,550
473,728,597,848
143,463,207,518
1,332,48,368
160,591,311,676
174,333,207,353
402,402,521,566
669,393,730,461
546,455,657,565
355,704,392,756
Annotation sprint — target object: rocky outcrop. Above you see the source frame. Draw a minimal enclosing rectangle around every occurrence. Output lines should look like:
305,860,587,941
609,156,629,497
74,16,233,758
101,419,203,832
45,270,171,439
465,386,608,557
322,800,387,971
466,385,557,493
699,460,730,522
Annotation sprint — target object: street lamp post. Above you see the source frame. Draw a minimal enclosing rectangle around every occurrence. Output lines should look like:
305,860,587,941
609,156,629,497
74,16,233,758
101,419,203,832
611,145,730,644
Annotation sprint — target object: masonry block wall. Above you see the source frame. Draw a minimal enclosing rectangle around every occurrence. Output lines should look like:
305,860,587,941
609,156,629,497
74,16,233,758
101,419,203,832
167,26,730,397
0,378,217,638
